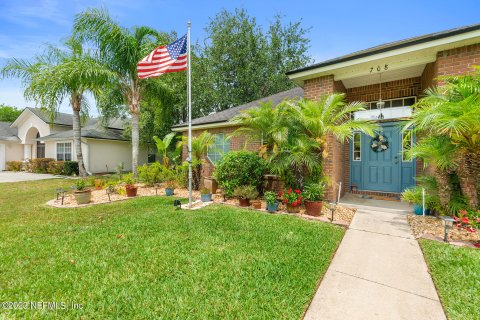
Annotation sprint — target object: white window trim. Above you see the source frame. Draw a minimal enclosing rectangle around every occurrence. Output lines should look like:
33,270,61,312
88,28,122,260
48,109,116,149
352,132,361,162
56,142,73,161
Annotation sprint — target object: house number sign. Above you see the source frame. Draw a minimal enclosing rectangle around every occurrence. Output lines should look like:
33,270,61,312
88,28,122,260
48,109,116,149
370,64,389,73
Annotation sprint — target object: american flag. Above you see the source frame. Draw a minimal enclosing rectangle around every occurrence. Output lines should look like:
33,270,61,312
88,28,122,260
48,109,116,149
137,35,187,79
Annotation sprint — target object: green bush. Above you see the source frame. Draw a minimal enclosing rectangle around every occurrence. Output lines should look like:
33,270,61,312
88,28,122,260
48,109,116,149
47,161,64,175
138,162,164,186
31,158,55,173
63,161,79,176
6,161,23,171
214,151,266,197
303,182,326,201
233,185,259,200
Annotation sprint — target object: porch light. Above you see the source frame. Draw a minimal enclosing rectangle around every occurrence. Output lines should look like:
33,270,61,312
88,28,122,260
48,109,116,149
377,74,385,119
329,202,337,222
441,216,455,242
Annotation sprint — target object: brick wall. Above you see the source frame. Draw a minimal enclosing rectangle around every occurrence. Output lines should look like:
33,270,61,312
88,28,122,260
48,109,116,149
345,77,421,102
436,43,480,80
181,125,260,185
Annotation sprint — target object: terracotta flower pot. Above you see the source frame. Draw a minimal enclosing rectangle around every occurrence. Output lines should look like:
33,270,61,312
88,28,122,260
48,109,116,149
125,185,138,197
239,198,250,207
304,200,323,217
252,200,261,209
286,203,300,213
74,189,92,204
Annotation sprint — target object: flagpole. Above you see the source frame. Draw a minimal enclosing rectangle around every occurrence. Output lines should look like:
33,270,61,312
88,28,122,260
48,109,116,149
187,20,193,208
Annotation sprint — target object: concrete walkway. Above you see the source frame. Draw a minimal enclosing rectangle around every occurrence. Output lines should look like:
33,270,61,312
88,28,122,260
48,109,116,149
0,171,60,183
304,203,446,320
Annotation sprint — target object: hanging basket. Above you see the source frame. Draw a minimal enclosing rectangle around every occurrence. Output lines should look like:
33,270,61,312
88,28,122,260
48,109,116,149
371,134,389,152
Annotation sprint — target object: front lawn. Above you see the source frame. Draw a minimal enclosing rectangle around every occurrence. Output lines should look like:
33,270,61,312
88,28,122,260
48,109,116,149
420,240,480,320
0,179,344,319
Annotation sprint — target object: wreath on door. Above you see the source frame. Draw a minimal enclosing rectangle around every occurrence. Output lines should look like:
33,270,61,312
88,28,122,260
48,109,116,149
371,133,389,152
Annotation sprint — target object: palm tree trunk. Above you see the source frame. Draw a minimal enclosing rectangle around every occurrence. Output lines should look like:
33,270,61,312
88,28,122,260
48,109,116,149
434,168,452,209
131,111,139,179
457,154,478,208
72,95,87,177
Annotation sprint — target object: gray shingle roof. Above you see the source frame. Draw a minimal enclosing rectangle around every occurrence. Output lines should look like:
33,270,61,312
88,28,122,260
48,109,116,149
0,121,19,141
172,87,304,129
27,107,125,130
287,23,480,75
40,122,127,141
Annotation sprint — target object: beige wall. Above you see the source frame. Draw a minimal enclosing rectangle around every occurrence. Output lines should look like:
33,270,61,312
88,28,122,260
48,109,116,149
4,141,23,162
86,139,148,173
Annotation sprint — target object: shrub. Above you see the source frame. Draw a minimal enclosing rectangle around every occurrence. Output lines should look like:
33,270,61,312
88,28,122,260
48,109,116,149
31,158,55,173
200,187,210,195
138,162,163,186
74,179,87,191
6,161,23,171
233,185,259,200
47,161,64,175
123,173,135,186
214,151,266,196
63,161,79,176
264,191,278,205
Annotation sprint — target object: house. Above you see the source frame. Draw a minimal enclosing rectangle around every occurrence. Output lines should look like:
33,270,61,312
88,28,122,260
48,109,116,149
174,23,480,201
0,107,148,173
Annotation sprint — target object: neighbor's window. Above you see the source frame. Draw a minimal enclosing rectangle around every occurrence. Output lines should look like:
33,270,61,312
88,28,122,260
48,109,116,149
207,133,230,164
353,132,361,161
56,142,72,161
402,130,413,161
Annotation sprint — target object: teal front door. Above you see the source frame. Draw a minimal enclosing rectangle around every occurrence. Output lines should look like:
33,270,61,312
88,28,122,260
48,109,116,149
350,122,415,193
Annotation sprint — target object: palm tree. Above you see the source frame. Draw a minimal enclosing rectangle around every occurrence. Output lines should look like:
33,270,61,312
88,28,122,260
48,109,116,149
406,73,480,208
405,135,457,208
178,131,214,190
232,93,376,186
74,8,172,178
1,37,114,177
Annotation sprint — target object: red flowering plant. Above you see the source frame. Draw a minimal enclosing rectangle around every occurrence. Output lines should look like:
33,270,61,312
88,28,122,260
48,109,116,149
454,209,480,233
281,188,303,207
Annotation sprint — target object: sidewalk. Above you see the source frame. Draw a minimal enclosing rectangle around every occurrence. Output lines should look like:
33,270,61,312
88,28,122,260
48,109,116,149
304,204,446,320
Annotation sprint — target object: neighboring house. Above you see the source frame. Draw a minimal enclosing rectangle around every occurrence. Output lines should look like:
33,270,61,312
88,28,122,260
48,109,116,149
0,107,148,173
173,23,480,201
172,87,304,178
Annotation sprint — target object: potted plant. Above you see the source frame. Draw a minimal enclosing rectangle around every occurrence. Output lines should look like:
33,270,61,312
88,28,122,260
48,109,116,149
165,181,176,196
200,187,212,202
303,182,326,216
282,188,303,213
251,198,261,209
94,179,104,190
265,191,279,213
123,173,137,197
401,187,430,215
233,185,259,207
73,179,92,204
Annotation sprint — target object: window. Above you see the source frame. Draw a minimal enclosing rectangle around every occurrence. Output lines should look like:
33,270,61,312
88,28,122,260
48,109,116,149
36,132,45,158
147,145,156,163
353,132,361,161
57,142,72,161
207,133,230,164
367,97,417,109
402,130,413,161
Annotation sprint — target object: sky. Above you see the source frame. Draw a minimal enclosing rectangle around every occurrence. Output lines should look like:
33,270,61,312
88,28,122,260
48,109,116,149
0,0,479,115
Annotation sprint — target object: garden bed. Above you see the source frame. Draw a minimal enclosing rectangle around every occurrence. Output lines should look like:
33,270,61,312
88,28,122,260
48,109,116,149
407,214,479,247
46,184,356,226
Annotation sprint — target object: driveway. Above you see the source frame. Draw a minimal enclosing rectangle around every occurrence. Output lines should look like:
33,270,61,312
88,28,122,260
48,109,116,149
0,171,60,183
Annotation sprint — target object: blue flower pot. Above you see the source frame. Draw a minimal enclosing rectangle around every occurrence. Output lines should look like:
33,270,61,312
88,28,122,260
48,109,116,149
413,205,430,215
266,201,279,213
165,188,174,196
201,193,212,202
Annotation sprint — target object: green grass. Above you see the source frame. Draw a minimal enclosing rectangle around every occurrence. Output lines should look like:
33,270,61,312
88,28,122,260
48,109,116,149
420,239,480,320
0,179,344,319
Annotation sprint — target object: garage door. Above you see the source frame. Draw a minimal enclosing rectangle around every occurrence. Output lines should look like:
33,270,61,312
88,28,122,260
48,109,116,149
0,144,5,171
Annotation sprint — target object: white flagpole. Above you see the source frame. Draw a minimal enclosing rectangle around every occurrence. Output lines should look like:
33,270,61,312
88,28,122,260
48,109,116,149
187,21,193,208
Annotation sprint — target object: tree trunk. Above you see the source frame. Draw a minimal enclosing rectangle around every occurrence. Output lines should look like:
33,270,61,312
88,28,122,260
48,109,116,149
72,95,87,177
457,155,478,208
434,168,452,209
131,111,139,179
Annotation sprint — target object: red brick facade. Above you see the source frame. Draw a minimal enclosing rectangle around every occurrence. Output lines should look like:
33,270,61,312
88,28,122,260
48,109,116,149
181,43,480,200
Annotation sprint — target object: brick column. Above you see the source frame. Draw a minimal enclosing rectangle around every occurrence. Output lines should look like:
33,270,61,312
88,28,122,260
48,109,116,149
304,75,346,201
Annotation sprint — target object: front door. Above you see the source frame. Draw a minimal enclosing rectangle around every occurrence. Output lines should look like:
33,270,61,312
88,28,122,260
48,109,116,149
350,122,415,193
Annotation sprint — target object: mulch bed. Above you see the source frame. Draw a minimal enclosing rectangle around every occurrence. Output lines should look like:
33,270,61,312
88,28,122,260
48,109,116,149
407,214,479,248
46,183,357,226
